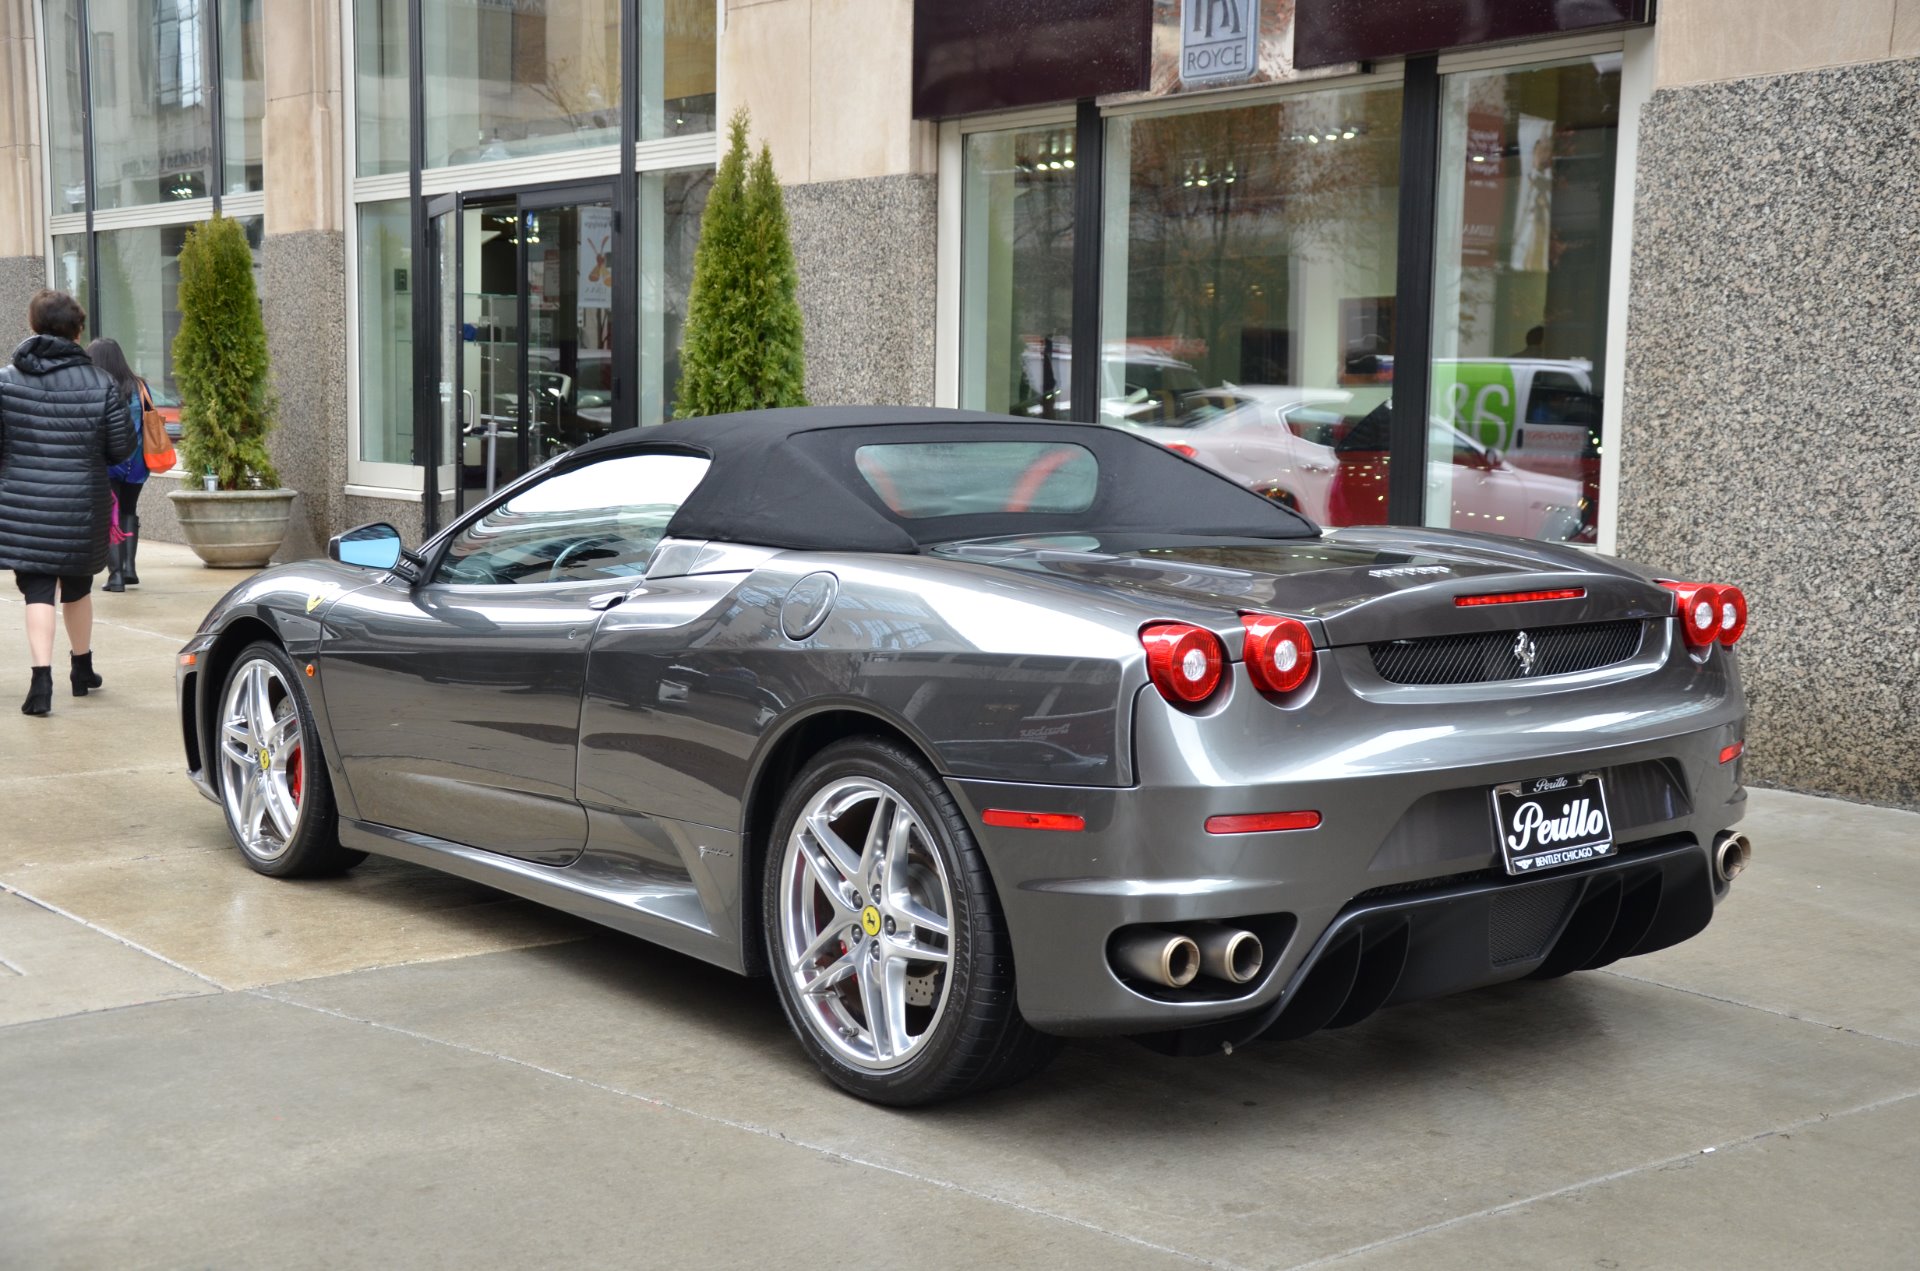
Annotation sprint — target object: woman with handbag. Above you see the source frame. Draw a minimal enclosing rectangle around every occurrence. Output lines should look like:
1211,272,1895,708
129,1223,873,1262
0,291,136,714
88,338,147,591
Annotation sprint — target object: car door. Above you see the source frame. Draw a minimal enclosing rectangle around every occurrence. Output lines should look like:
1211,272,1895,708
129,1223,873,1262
321,449,713,864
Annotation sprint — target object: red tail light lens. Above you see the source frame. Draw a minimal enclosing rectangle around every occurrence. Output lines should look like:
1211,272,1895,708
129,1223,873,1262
1661,581,1723,647
1716,586,1748,646
1164,442,1198,459
1240,613,1314,695
1141,622,1226,706
1719,741,1745,764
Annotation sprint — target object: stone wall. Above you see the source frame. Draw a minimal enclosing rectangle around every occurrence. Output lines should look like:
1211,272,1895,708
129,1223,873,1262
1618,59,1920,807
259,230,348,561
0,254,43,337
785,174,938,407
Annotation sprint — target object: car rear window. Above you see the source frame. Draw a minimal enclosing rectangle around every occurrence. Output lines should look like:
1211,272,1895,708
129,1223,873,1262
854,441,1099,518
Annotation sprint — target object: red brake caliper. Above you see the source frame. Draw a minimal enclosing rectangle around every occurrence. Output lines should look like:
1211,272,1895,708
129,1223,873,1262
288,746,303,805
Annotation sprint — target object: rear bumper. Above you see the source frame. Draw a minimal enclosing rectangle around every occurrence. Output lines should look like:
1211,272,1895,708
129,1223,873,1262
950,643,1746,1038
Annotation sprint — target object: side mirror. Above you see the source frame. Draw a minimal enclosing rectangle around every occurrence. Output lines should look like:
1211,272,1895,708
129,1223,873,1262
329,522,405,570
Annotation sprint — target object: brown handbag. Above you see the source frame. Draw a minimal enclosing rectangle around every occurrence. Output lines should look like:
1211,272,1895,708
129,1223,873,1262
138,379,177,474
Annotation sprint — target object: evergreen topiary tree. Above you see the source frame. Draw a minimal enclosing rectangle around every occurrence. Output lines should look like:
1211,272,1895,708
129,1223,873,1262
675,110,807,416
174,213,279,489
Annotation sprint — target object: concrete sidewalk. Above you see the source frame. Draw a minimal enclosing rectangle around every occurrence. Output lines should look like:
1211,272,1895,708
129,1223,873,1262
2,543,1916,1270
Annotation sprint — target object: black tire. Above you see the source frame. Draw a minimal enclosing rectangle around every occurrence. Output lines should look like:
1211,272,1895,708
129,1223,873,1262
762,736,1058,1106
214,642,365,879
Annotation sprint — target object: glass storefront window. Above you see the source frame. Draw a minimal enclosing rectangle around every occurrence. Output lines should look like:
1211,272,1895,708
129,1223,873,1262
643,0,717,140
44,0,88,215
958,124,1077,419
220,0,264,194
422,0,622,168
353,0,408,177
51,235,89,312
357,200,413,465
639,166,712,422
94,216,261,400
88,0,217,208
1428,56,1620,544
1102,84,1403,526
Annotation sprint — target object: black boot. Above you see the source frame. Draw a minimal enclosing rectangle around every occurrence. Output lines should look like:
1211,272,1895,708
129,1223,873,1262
22,666,52,716
104,540,127,592
70,651,102,697
124,517,141,586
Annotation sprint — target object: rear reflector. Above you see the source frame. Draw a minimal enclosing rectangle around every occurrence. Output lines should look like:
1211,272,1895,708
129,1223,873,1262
1720,741,1745,764
1205,811,1322,834
1455,587,1586,607
982,809,1086,832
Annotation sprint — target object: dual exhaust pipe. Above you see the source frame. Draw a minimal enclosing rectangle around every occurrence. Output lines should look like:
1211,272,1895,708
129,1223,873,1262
1713,831,1753,884
1113,924,1264,989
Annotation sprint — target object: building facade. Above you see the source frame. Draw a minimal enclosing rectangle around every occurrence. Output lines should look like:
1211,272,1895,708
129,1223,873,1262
2,0,1916,806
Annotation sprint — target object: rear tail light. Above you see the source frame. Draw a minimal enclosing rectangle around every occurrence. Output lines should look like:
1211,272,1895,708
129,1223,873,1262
1661,581,1724,647
1141,622,1226,706
1164,442,1198,459
1716,586,1748,645
1240,613,1314,695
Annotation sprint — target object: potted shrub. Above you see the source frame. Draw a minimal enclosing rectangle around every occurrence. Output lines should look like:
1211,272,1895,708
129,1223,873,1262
675,110,808,415
167,213,295,567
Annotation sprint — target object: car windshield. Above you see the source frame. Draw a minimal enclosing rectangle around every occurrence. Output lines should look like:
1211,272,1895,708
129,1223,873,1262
854,441,1099,518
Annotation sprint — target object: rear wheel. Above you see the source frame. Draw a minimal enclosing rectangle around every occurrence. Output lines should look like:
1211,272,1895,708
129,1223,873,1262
216,642,364,878
763,736,1057,1105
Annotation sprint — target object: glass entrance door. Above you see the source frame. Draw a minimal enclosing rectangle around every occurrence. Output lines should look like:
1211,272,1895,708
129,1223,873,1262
440,184,617,517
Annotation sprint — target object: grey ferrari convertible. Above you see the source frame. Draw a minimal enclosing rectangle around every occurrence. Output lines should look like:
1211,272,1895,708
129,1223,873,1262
176,407,1752,1104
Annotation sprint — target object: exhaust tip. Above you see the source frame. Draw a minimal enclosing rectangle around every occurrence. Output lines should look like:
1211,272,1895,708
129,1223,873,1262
1713,832,1752,884
1112,928,1202,988
1195,926,1265,984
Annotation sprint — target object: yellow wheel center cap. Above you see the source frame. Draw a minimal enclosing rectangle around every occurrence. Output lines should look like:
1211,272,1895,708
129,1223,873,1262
259,749,271,772
860,906,882,937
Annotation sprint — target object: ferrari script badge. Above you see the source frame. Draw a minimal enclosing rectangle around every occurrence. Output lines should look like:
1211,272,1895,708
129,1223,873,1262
1513,631,1539,676
860,906,883,937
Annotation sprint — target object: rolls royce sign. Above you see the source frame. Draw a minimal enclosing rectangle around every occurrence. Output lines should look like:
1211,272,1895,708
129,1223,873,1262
1181,0,1259,86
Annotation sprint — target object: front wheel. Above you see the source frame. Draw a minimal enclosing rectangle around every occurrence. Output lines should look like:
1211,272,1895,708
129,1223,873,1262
215,642,364,878
763,737,1056,1105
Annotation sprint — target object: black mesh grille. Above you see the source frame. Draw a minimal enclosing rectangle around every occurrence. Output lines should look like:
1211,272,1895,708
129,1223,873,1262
1369,620,1645,685
1489,880,1579,964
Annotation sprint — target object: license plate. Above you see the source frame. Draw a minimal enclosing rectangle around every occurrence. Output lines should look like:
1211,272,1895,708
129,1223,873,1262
1491,772,1615,875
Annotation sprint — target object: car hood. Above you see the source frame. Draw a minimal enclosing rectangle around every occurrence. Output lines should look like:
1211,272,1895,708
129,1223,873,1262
933,527,1672,647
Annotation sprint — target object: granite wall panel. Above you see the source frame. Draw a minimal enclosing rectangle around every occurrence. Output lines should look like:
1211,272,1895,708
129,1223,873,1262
1620,60,1920,807
784,174,937,408
0,254,44,338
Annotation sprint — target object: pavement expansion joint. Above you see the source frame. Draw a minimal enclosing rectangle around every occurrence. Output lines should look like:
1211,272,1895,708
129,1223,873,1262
1281,1087,1920,1270
0,596,199,647
247,985,1246,1271
0,882,224,988
1601,966,1920,1050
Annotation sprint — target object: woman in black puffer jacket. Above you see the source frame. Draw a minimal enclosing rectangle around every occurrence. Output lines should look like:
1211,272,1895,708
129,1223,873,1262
0,291,136,715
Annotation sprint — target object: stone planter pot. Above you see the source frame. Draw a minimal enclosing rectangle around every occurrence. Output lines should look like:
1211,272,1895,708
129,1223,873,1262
168,488,297,568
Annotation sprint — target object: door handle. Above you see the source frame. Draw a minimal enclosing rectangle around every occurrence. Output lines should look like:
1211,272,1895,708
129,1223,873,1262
587,591,627,612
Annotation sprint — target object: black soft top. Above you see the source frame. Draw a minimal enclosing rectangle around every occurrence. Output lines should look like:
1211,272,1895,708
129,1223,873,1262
565,406,1319,553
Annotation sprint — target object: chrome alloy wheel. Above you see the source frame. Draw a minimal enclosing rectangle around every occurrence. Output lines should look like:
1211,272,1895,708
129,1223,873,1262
218,658,306,862
779,777,956,1072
